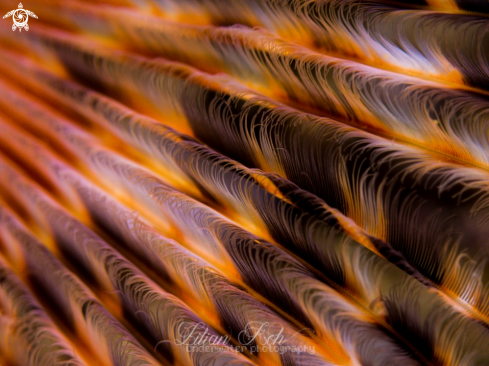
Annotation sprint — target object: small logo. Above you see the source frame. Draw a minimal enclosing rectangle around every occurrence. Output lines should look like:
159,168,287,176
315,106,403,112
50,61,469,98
3,3,37,32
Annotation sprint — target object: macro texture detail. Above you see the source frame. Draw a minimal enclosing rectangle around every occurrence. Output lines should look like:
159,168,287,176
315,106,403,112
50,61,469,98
0,1,488,366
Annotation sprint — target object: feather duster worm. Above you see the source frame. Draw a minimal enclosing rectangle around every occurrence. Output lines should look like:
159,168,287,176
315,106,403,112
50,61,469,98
1,87,489,366
1,1,488,365
0,201,164,366
0,252,88,366
4,23,489,171
15,0,489,91
0,51,418,275
0,153,340,366
5,22,489,171
3,30,489,328
0,162,264,366
0,102,426,366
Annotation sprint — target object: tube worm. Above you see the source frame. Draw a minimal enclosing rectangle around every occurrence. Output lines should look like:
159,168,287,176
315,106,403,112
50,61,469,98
0,156,341,366
12,58,489,351
0,202,164,366
17,0,489,92
2,91,489,366
0,163,263,366
0,112,428,366
0,252,88,366
0,1,488,365
4,23,489,171
0,52,418,274
0,60,485,339
2,33,489,329
0,99,437,365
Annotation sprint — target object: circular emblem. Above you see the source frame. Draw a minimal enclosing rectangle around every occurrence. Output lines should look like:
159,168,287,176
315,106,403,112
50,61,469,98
12,9,28,30
3,3,37,32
